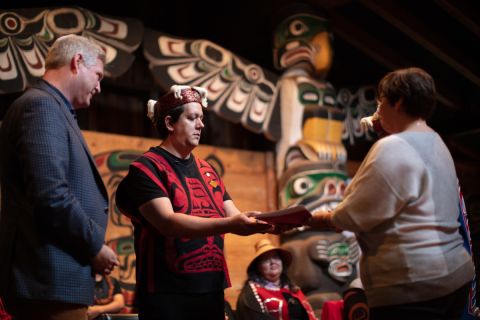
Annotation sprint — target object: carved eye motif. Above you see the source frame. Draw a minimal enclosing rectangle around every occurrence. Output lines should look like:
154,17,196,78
290,19,308,36
302,90,320,104
292,177,313,196
323,94,336,107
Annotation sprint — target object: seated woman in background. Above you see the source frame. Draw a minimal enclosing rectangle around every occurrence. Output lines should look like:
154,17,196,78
236,239,317,320
88,274,125,320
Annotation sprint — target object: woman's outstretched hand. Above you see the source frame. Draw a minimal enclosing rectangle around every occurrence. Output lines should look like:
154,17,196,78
306,211,342,232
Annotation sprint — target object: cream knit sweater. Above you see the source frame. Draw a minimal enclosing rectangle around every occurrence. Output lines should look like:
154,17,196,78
333,131,474,307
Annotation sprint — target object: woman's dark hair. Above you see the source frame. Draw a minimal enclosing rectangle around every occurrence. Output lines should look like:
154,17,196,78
377,67,436,119
154,105,185,139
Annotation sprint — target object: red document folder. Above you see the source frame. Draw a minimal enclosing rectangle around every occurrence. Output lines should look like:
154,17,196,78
256,205,312,226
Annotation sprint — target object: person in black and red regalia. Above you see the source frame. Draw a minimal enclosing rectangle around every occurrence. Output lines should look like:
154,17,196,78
115,85,273,320
236,239,318,320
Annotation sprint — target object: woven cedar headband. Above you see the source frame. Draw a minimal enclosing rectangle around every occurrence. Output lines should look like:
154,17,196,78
147,85,208,122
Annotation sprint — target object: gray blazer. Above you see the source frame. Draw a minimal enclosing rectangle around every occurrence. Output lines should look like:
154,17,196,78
0,80,109,305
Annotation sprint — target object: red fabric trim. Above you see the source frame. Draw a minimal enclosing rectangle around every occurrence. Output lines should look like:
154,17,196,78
155,87,204,114
194,157,226,216
116,205,141,225
0,297,12,320
131,162,168,195
253,283,317,320
195,156,230,286
321,300,343,320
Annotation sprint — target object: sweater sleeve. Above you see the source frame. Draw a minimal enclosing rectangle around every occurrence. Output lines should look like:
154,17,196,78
332,136,426,233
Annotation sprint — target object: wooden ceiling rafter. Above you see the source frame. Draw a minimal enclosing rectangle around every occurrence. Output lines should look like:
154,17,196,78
325,10,460,110
359,0,480,88
312,0,353,9
434,0,480,37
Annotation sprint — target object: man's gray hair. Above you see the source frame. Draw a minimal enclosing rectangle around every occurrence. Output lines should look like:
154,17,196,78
45,34,106,70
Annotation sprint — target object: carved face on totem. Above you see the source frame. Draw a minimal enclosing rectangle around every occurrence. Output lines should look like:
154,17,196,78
278,161,347,212
273,13,333,77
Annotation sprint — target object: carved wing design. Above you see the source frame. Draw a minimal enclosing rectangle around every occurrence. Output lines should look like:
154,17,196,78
143,29,282,141
0,7,143,93
338,85,378,145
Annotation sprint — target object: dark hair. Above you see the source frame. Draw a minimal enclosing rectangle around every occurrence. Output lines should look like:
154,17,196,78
155,105,185,139
377,67,436,119
247,256,298,292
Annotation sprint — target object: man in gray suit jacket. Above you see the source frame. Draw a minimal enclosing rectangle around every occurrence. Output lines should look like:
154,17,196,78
0,34,119,320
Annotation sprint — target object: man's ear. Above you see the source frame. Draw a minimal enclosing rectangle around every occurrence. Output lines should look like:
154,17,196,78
393,97,404,111
165,115,174,133
70,53,82,74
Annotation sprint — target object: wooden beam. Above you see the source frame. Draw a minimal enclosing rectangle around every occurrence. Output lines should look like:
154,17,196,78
329,11,460,110
360,0,480,88
435,0,480,37
447,128,480,161
309,0,352,9
330,13,406,70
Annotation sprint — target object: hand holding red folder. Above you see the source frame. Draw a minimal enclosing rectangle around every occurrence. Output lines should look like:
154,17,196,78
256,205,312,227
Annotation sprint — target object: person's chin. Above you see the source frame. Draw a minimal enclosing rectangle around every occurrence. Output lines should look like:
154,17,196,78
82,95,93,107
186,141,199,149
73,102,89,109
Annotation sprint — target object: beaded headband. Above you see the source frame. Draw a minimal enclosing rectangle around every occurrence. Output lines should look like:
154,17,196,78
147,85,208,123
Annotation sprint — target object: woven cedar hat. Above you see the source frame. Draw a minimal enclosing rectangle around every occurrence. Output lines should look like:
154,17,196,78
147,85,208,123
247,238,292,274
